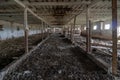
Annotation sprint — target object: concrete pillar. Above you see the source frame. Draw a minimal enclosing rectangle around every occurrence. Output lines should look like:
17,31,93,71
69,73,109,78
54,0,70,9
24,8,29,54
112,0,118,75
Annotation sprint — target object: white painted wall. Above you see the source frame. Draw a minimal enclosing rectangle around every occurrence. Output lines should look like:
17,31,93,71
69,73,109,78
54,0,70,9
0,20,42,40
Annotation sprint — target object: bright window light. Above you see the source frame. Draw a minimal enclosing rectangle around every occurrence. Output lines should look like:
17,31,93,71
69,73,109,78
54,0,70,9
101,22,104,30
117,26,120,36
84,27,86,30
105,24,110,30
118,27,120,32
93,25,97,30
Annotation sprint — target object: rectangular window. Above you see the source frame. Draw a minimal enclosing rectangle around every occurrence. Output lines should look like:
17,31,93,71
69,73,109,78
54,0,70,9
118,27,120,32
117,26,120,36
101,22,104,30
84,27,86,30
93,25,97,30
105,24,110,30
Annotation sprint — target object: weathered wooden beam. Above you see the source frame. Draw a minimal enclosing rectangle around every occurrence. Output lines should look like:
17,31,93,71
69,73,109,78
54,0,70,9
86,5,89,52
0,1,90,6
71,16,76,44
24,8,29,54
70,24,73,40
66,1,100,24
112,0,118,75
14,0,50,26
88,20,91,52
28,1,90,6
42,21,44,40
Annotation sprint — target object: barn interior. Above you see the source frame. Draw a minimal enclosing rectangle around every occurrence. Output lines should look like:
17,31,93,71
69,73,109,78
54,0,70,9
0,0,120,80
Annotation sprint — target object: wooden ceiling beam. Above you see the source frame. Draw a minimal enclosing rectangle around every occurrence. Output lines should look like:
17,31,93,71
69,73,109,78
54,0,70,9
0,1,91,6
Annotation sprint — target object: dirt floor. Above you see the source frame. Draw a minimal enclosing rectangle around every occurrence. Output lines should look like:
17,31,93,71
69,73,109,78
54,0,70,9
3,33,114,80
0,33,47,70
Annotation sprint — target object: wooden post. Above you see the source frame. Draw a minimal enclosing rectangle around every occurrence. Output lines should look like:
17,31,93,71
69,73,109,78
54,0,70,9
24,8,29,54
86,5,90,52
88,20,91,52
42,22,44,40
43,23,45,38
68,26,70,38
44,23,46,36
39,24,41,34
10,22,14,33
45,24,47,36
47,25,48,36
72,16,76,44
112,0,118,75
70,24,73,40
67,27,69,38
45,24,46,33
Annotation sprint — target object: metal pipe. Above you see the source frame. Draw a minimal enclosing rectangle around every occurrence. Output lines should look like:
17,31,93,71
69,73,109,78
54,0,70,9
24,8,29,54
112,0,118,75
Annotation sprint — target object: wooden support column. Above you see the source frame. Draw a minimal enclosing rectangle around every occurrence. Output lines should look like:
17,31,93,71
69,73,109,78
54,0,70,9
45,24,47,36
67,26,68,38
24,8,29,54
70,24,73,40
45,24,46,32
62,26,64,35
64,26,66,36
67,27,69,38
68,26,70,38
72,16,76,44
47,25,48,36
10,22,14,33
43,22,45,40
44,23,46,35
88,20,91,52
112,0,118,75
43,22,45,39
66,27,68,37
48,26,49,36
48,26,50,36
42,22,44,40
63,26,65,35
86,5,90,52
39,24,41,33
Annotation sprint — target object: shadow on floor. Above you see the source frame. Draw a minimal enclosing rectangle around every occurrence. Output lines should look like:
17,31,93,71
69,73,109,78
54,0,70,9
70,46,106,73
